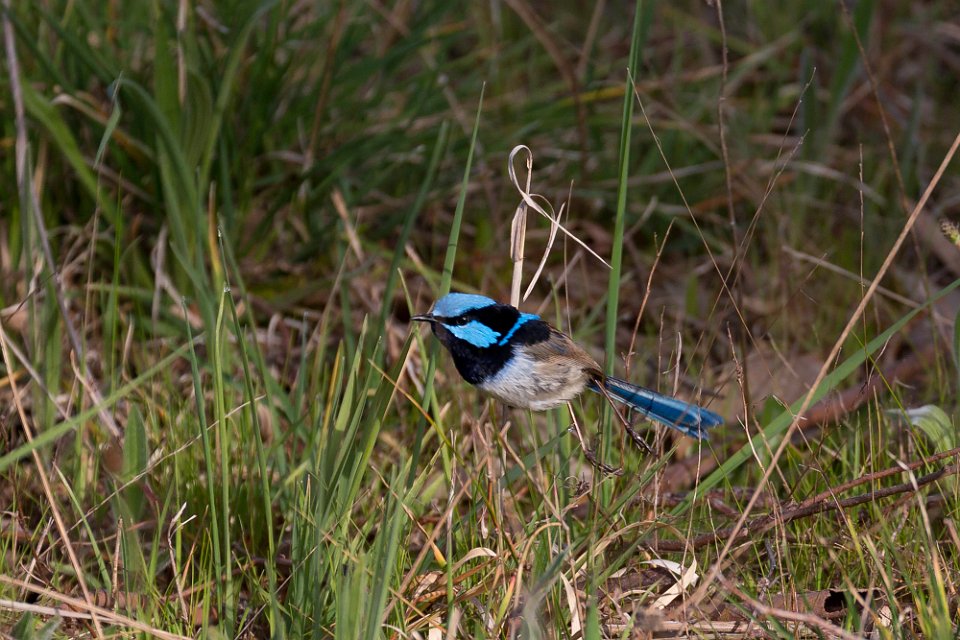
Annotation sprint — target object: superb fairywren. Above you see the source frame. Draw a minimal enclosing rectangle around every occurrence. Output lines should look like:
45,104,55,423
412,293,723,439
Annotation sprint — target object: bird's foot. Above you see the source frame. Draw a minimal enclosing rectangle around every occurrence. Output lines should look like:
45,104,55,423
567,425,623,476
582,447,624,476
622,419,655,455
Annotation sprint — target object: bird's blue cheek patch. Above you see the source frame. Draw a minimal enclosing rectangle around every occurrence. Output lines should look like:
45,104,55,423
448,321,501,348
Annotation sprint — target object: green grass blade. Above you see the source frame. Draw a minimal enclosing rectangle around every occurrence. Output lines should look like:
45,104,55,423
212,287,235,634
439,87,485,296
181,309,224,624
363,468,409,639
226,292,280,637
20,83,119,225
601,0,646,474
377,120,450,334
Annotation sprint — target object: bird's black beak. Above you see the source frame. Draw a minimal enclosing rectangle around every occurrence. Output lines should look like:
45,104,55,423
411,313,435,323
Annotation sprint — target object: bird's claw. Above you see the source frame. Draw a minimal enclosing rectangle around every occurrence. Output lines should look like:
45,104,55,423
622,419,655,455
567,425,623,475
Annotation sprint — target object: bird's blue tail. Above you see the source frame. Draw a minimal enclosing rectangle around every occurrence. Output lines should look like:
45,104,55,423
588,376,722,440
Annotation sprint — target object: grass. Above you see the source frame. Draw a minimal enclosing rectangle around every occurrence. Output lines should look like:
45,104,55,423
2,0,960,637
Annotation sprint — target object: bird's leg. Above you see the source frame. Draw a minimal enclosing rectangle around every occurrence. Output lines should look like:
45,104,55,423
593,382,655,455
566,404,623,476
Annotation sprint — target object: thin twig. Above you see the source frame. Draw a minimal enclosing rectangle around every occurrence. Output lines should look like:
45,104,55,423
836,0,909,213
591,380,655,456
624,212,669,381
509,146,532,307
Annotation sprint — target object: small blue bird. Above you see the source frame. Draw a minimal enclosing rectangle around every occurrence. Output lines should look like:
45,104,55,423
413,293,723,439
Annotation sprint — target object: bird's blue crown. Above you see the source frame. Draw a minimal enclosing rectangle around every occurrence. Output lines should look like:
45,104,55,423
431,293,497,318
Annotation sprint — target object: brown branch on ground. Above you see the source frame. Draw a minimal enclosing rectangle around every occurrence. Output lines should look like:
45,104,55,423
604,587,884,636
645,452,960,553
711,574,866,640
804,444,960,504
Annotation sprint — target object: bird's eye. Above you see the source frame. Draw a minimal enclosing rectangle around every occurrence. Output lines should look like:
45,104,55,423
447,316,469,326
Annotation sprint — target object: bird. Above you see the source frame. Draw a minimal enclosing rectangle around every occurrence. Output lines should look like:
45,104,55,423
412,292,723,440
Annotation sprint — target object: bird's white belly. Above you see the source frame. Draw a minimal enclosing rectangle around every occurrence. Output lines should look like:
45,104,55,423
477,351,590,411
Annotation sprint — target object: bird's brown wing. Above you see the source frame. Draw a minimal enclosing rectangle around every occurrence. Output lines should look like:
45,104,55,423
523,326,602,374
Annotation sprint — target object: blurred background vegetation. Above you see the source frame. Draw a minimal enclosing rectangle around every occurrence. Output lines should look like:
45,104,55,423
2,0,960,637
